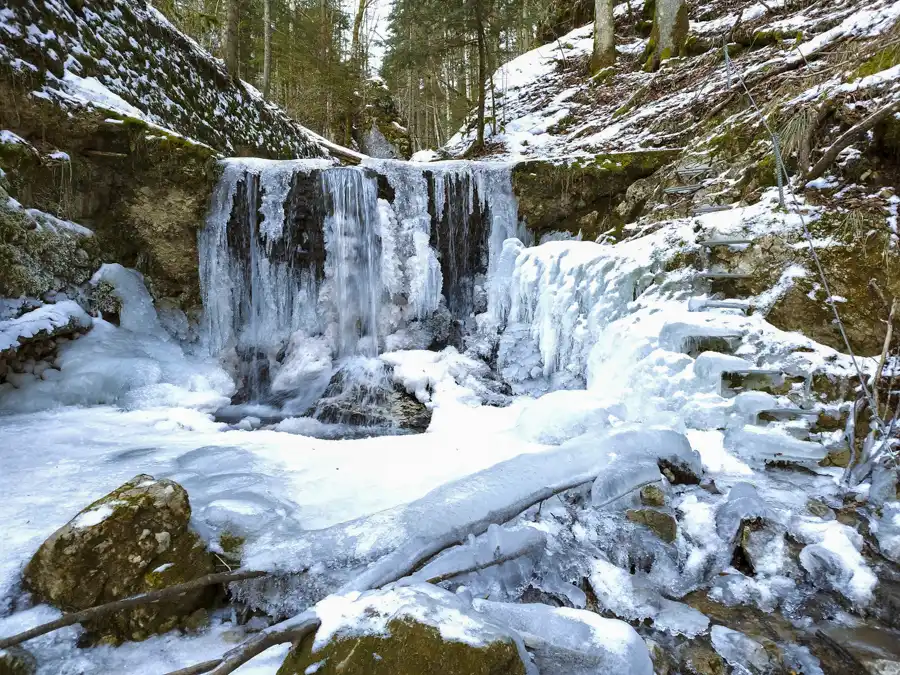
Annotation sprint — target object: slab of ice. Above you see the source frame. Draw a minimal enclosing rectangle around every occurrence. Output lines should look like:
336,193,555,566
792,517,877,606
725,426,828,465
710,625,770,673
716,483,774,541
473,599,654,675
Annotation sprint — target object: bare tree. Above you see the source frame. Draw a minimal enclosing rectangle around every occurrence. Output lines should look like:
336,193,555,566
591,0,615,73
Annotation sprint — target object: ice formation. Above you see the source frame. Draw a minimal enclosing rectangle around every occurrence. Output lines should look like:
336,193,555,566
199,157,521,404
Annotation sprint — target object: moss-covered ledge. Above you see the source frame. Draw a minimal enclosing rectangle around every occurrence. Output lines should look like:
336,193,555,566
511,149,681,241
0,79,220,309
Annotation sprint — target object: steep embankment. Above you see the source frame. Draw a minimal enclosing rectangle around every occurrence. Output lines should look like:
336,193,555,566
0,0,334,312
451,0,900,356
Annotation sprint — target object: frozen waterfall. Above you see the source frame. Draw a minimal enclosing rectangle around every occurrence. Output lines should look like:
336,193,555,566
198,157,521,404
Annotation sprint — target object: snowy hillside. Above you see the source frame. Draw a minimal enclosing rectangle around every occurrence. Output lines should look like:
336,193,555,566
446,0,900,160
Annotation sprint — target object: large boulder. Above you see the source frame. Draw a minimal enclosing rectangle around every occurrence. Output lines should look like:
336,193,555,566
24,474,216,643
278,585,527,675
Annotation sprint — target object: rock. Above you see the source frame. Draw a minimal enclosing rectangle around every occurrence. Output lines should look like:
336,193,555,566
819,445,851,468
627,508,678,543
640,484,667,507
311,361,432,432
0,647,36,675
682,643,726,675
278,585,526,675
807,498,836,520
352,78,412,160
24,474,216,643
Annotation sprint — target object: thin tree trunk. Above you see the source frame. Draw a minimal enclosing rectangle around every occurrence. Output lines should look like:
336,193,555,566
223,0,240,76
592,0,615,72
474,0,487,151
262,0,272,98
805,98,900,181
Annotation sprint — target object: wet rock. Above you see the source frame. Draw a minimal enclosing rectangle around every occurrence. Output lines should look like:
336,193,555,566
0,646,36,675
627,508,678,543
820,446,852,468
640,484,667,507
24,474,216,643
807,499,836,520
311,362,432,432
682,642,726,675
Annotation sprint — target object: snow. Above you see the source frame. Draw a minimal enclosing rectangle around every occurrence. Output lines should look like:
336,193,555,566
71,503,116,529
0,301,91,353
473,599,654,675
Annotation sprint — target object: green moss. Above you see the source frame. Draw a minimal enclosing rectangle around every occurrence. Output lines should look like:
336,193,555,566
756,153,778,188
854,43,900,80
278,618,526,675
218,531,245,566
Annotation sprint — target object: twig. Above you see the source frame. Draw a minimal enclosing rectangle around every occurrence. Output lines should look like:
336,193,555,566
424,540,545,585
873,299,899,415
166,615,322,675
0,570,267,649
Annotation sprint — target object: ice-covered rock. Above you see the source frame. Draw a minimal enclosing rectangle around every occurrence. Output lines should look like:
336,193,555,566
24,475,216,643
873,502,900,564
278,584,530,675
715,483,774,542
473,599,654,675
710,625,770,673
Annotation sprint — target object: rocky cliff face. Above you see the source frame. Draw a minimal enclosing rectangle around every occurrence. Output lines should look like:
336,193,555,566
0,0,332,314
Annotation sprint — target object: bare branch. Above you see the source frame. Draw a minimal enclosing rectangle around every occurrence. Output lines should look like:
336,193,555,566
805,98,900,181
0,570,267,650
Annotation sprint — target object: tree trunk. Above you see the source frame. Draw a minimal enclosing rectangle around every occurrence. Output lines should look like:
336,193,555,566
223,0,240,77
591,0,615,73
474,0,487,152
645,0,687,71
262,0,272,98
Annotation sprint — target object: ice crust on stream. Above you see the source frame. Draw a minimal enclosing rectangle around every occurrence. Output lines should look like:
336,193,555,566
0,170,888,673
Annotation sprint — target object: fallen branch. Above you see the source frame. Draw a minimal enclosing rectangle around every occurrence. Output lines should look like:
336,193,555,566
0,569,267,650
166,614,321,675
805,98,900,181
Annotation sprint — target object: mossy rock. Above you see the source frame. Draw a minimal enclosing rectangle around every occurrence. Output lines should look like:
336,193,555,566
24,474,216,643
640,484,666,507
0,647,36,675
626,508,677,542
278,617,526,675
512,150,679,240
0,81,219,309
767,214,900,355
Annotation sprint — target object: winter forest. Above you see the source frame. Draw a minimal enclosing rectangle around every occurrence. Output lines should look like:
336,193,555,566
3,0,900,672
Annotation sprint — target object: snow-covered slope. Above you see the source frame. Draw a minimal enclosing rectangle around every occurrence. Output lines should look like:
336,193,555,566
0,0,328,158
446,0,900,160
